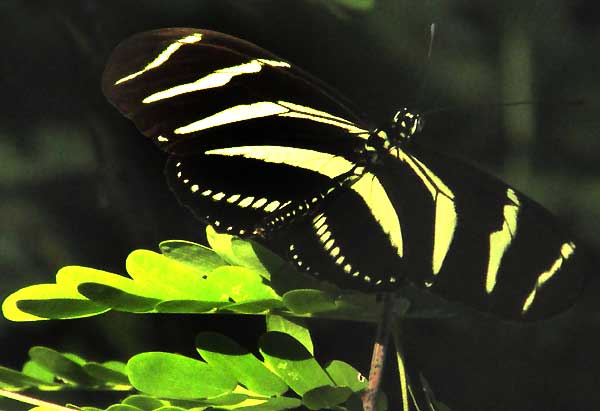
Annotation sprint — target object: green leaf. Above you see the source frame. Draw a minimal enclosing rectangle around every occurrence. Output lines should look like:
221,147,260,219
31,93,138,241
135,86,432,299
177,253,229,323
106,405,144,411
2,264,177,321
229,238,287,281
325,360,367,392
195,332,287,397
121,395,166,410
22,360,56,383
218,396,302,410
207,266,280,302
126,250,216,300
83,362,130,386
159,240,226,272
2,283,109,321
0,364,59,389
127,352,236,399
282,289,337,314
56,266,144,294
155,300,228,314
205,226,238,264
173,392,247,407
259,332,332,396
29,347,98,386
266,315,313,355
219,299,284,314
63,353,86,365
102,361,128,374
128,249,279,304
204,228,288,282
302,385,353,410
15,298,108,320
78,283,160,312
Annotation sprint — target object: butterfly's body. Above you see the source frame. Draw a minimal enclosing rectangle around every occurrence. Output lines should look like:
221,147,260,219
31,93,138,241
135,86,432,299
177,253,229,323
103,28,592,322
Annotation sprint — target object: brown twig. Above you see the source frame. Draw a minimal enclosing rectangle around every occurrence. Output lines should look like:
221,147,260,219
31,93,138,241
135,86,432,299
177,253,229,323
361,293,395,411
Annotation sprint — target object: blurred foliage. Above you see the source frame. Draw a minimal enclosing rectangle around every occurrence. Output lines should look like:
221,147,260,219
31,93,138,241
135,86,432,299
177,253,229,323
1,1,600,410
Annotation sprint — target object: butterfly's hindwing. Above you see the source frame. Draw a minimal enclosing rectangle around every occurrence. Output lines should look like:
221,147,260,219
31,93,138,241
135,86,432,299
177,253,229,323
271,182,406,291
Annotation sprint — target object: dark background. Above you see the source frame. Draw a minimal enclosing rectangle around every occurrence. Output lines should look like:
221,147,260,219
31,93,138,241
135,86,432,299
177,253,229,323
1,1,600,410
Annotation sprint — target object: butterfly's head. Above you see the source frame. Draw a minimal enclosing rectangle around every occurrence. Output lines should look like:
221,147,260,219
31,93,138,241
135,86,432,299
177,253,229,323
390,108,424,144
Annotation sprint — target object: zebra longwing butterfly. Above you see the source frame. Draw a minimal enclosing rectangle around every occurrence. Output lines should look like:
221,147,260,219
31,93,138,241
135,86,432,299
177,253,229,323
102,28,592,322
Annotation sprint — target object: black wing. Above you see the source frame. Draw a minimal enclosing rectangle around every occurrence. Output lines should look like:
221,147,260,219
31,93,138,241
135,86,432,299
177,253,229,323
102,28,371,159
273,142,590,320
392,144,590,320
102,28,373,241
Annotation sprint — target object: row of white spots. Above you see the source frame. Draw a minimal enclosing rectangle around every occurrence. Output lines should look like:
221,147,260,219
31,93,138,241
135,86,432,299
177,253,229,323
311,212,397,286
174,161,288,235
265,194,325,231
289,244,314,274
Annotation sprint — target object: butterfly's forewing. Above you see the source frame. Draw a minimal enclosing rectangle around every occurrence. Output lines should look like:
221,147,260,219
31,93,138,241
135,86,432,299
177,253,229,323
102,28,373,246
102,28,371,158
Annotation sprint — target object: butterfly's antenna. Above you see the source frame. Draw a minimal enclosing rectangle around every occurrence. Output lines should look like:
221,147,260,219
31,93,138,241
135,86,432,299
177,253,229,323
412,23,436,109
421,98,585,117
427,22,435,59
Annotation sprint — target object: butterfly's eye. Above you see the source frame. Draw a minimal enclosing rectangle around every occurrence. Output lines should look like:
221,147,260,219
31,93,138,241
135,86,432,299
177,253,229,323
391,108,424,143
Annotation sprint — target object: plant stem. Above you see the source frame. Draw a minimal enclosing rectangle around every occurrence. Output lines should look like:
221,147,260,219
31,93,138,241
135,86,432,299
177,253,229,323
361,293,394,411
0,388,76,411
392,322,410,411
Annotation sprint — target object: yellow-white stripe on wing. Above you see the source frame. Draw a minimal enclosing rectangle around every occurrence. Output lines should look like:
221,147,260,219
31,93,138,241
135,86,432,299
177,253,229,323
521,241,576,315
391,147,456,277
115,32,204,85
485,188,520,294
173,100,369,138
205,145,404,259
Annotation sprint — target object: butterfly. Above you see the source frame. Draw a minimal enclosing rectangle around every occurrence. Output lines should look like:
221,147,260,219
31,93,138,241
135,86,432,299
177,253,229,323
102,28,591,322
